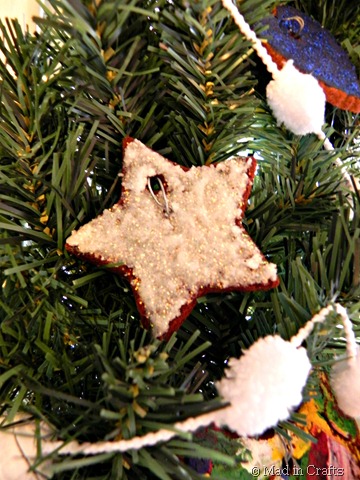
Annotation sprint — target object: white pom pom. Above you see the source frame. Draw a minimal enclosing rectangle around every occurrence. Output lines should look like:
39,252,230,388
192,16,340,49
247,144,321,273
331,350,360,419
266,60,326,136
215,335,311,436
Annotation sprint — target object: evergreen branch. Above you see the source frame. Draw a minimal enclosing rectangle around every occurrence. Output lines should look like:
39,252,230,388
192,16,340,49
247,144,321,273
0,1,359,478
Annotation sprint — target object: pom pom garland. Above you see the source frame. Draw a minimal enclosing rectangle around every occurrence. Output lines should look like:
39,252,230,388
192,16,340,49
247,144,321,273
266,60,326,135
222,0,326,135
221,0,356,190
215,335,312,436
1,304,355,466
291,304,358,356
221,0,279,79
222,0,325,141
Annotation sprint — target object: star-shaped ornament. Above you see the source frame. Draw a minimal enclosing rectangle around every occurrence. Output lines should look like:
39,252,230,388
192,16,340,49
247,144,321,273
66,138,279,338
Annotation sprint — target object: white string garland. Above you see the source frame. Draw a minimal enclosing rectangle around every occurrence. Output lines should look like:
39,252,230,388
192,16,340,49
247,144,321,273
291,303,358,364
221,0,279,78
32,303,355,457
45,411,217,456
221,0,354,190
0,302,357,480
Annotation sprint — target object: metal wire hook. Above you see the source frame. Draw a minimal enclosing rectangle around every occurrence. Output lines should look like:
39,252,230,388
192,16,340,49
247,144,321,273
147,176,171,217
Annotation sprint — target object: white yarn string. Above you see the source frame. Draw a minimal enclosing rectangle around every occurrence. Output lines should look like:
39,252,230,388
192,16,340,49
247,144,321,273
40,303,356,457
221,0,279,78
36,301,355,457
47,305,356,456
291,304,334,348
291,303,358,365
334,304,358,362
222,0,354,191
43,410,219,457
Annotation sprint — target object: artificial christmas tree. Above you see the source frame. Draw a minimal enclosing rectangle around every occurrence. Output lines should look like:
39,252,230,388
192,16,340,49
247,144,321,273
0,0,359,479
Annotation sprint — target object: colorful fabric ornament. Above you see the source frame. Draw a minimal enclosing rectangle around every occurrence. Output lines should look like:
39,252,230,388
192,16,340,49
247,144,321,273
66,138,279,338
307,431,360,479
260,5,360,113
290,372,360,479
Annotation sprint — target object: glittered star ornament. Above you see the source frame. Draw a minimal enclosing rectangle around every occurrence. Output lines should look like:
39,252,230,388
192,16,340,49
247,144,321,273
66,138,279,338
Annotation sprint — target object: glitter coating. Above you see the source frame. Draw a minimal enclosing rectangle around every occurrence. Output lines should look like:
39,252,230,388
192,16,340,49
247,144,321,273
260,6,360,112
66,138,279,338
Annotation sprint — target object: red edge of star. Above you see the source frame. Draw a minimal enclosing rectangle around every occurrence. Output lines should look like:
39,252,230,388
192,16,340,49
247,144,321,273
65,137,280,340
